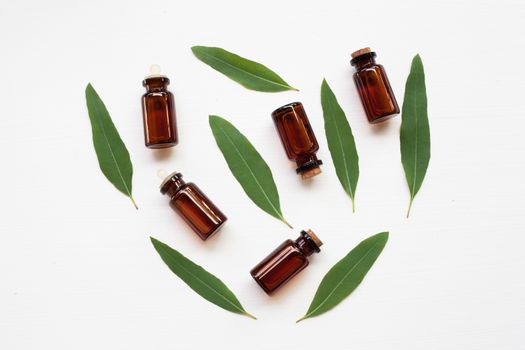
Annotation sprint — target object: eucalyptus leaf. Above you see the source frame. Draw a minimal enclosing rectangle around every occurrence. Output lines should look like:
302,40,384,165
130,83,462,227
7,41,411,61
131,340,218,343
85,83,137,209
209,115,291,228
191,46,298,92
150,237,256,319
298,232,389,322
400,54,431,217
321,79,359,212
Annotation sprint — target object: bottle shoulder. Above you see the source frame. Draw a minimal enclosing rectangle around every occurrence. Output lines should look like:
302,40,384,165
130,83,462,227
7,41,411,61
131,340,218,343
172,182,199,197
354,63,385,74
143,90,172,97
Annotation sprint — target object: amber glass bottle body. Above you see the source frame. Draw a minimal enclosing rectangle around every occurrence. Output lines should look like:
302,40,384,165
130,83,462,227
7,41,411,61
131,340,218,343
250,230,322,295
351,48,400,124
272,102,323,179
141,76,178,148
160,172,226,240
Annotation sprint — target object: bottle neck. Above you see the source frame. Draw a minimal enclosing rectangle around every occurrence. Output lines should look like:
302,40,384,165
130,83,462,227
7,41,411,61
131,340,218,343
295,154,322,176
160,172,186,197
294,231,321,257
351,52,377,70
143,76,170,92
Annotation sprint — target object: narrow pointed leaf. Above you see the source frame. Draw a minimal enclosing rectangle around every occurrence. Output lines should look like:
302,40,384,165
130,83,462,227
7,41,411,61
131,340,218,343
209,115,291,228
191,46,298,92
298,232,389,322
150,237,256,319
400,54,431,217
85,83,137,209
321,79,359,212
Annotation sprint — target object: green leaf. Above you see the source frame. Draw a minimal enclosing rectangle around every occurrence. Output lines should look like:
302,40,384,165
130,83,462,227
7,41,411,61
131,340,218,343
209,115,291,228
150,237,256,319
85,83,137,209
298,232,389,322
400,55,431,217
191,46,298,92
321,79,359,212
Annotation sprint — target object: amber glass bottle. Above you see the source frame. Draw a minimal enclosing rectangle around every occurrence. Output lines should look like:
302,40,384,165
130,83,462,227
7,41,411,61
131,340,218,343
141,65,178,148
351,48,400,124
160,172,227,240
250,230,323,295
271,102,323,179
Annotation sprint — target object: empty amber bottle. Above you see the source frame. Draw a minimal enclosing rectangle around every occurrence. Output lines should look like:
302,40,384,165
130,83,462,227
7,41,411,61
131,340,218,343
250,230,323,295
272,102,323,179
141,65,178,148
351,48,400,124
160,172,227,240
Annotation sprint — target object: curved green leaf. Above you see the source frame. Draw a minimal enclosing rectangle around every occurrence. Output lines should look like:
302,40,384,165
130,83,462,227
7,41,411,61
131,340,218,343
85,83,137,209
209,115,291,228
191,46,298,92
400,54,430,217
298,232,389,322
150,237,256,319
321,79,359,212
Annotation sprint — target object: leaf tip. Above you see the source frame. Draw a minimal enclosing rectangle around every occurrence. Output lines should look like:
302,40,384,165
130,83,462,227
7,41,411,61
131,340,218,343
412,54,424,67
85,83,95,96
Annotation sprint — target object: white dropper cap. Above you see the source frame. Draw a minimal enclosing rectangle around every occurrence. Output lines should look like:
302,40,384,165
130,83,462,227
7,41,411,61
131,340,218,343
145,64,167,79
157,169,167,180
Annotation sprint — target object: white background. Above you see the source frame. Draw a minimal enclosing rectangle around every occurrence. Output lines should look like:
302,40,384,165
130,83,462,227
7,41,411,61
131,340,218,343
1,0,524,349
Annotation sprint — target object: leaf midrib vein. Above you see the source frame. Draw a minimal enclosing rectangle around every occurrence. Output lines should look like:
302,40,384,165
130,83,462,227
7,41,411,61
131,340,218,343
216,123,281,219
305,239,383,318
90,95,131,197
326,96,354,199
197,50,291,90
410,76,419,198
158,245,244,314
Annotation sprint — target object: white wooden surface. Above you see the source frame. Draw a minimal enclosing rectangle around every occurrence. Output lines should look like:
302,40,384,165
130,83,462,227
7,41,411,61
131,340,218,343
1,0,524,349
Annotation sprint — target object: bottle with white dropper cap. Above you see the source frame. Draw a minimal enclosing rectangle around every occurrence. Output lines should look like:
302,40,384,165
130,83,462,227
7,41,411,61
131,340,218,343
141,64,179,148
160,170,228,240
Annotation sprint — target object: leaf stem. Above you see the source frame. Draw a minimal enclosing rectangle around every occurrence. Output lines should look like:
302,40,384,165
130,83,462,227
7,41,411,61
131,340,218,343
406,198,413,218
296,315,307,323
130,196,139,210
243,311,257,320
351,198,356,213
282,218,293,229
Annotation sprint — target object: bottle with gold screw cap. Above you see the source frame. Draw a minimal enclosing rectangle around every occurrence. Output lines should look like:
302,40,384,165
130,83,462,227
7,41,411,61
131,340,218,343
250,229,323,295
141,65,179,148
272,102,323,179
160,171,227,240
351,48,400,124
